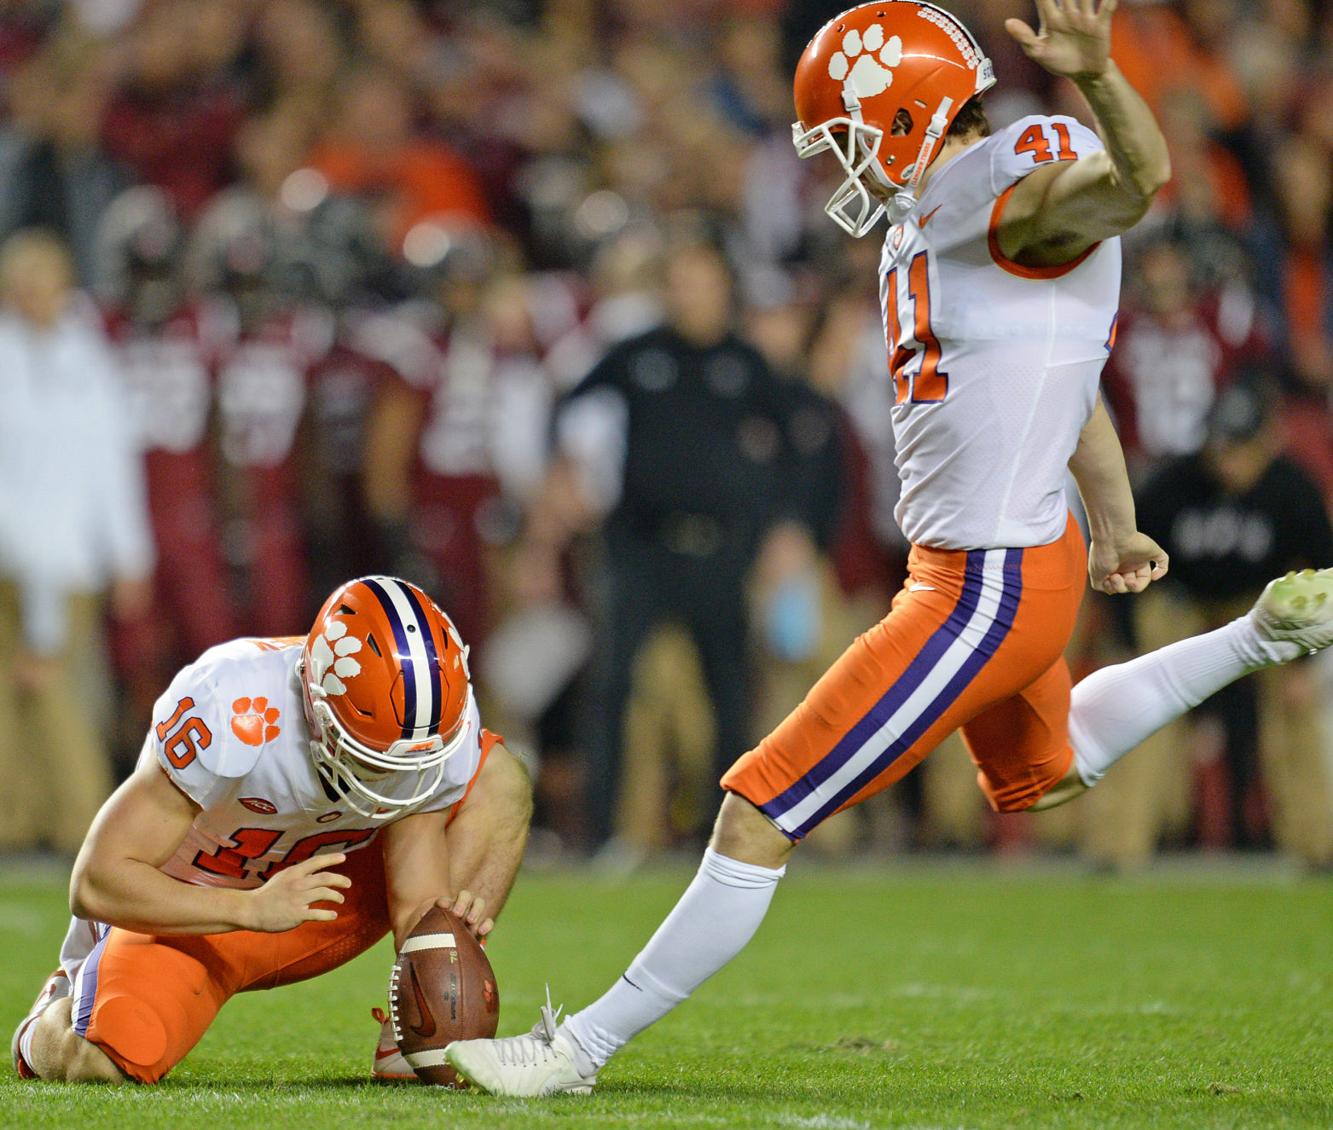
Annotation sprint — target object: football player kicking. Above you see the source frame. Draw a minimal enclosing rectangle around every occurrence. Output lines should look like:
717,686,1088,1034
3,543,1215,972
445,0,1333,1096
11,576,532,1084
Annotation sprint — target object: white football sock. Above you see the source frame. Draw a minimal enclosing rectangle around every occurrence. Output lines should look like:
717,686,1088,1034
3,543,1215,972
562,848,785,1071
1070,614,1300,786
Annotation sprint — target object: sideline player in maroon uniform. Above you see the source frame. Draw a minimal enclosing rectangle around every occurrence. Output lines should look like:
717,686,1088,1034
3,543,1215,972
96,187,237,723
192,195,327,636
1102,238,1264,480
365,229,552,653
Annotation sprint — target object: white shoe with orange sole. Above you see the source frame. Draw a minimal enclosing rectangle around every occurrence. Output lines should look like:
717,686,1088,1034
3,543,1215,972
371,1007,417,1082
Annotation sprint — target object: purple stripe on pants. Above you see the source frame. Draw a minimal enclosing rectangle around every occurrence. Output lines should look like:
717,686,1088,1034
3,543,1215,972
759,549,985,824
785,547,1025,840
72,930,112,1037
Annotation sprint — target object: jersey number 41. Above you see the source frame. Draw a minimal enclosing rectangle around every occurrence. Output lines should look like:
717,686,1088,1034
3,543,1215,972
885,251,948,405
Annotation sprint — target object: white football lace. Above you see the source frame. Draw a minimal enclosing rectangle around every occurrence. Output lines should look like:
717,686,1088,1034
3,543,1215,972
494,985,566,1068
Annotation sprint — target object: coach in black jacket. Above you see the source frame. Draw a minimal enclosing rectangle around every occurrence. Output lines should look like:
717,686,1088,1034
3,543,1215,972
528,238,811,853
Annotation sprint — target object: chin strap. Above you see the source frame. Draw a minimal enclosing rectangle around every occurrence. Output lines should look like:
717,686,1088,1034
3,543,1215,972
887,96,954,224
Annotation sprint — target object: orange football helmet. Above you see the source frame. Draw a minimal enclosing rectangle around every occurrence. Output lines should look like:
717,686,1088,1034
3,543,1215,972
299,575,472,819
792,1,995,235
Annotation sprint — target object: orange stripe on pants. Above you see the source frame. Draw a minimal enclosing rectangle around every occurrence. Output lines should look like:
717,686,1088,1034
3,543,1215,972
722,515,1085,837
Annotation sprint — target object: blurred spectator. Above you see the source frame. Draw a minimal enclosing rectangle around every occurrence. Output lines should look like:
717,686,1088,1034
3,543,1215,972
545,225,664,391
308,66,490,252
364,223,552,651
94,186,236,730
1154,88,1250,234
251,0,342,122
744,273,846,696
190,193,325,636
808,235,908,599
0,229,153,854
99,0,247,217
1260,132,1333,498
1102,238,1263,481
0,35,129,283
297,199,429,600
1111,1,1246,133
1084,383,1333,870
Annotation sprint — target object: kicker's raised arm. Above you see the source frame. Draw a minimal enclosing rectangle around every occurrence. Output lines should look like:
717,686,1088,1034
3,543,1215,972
996,0,1171,267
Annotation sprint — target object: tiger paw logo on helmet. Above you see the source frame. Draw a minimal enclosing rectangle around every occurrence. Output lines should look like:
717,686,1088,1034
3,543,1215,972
827,24,903,98
308,618,364,696
232,697,282,747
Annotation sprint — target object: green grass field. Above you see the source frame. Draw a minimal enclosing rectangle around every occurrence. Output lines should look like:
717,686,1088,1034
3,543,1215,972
1,861,1329,1129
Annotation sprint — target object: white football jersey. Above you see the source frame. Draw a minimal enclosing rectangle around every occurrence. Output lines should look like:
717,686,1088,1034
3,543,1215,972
879,114,1121,550
146,637,483,890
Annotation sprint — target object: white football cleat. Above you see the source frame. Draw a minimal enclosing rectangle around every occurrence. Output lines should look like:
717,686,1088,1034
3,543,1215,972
444,989,597,1096
12,968,69,1079
370,1006,416,1082
1251,569,1333,655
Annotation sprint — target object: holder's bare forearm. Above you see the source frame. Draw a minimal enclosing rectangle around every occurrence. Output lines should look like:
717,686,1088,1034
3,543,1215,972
69,760,259,935
71,857,257,936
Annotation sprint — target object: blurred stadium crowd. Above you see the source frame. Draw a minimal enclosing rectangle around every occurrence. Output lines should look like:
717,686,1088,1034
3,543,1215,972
0,0,1329,870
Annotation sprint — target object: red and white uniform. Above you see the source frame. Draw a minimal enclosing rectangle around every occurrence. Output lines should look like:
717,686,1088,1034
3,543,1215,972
212,304,334,635
305,310,434,586
404,324,551,649
103,305,236,681
1102,290,1262,474
879,115,1121,551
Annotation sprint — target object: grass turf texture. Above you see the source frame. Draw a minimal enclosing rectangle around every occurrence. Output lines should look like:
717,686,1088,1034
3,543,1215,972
1,864,1329,1129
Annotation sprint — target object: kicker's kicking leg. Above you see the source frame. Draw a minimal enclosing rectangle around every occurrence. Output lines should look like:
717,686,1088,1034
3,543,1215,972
1038,571,1333,809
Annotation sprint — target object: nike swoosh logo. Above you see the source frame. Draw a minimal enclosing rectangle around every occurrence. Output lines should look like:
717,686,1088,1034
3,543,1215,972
408,966,437,1039
919,205,943,228
375,1046,402,1061
909,583,937,592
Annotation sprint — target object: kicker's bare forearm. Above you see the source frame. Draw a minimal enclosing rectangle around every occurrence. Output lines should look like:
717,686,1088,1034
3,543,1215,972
1068,398,1137,541
1075,61,1170,201
70,857,256,935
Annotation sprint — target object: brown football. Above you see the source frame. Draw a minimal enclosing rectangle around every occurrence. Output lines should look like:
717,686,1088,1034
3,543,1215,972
388,906,500,1086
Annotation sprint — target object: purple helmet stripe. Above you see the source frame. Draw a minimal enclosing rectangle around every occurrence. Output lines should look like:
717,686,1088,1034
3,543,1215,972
360,575,417,741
